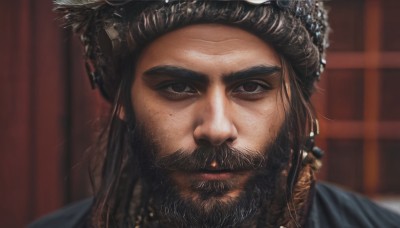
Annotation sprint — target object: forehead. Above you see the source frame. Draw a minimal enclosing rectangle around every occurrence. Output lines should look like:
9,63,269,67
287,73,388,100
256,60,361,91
135,24,281,75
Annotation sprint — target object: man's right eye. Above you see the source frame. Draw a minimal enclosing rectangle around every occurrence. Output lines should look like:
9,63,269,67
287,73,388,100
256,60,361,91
156,82,199,100
165,83,197,94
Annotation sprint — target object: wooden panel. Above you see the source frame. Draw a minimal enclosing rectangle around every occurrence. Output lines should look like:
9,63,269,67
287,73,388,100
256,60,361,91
31,0,65,218
327,52,400,69
382,0,400,51
0,2,33,227
325,0,365,51
0,1,109,226
325,70,364,120
379,140,400,194
363,0,381,196
380,70,400,121
0,1,66,227
326,139,364,192
321,121,400,140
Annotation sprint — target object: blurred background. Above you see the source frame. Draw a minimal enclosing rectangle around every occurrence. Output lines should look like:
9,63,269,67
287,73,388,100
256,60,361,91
1,0,400,227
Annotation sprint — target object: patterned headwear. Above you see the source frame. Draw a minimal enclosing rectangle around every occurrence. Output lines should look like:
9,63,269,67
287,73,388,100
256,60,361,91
54,0,329,102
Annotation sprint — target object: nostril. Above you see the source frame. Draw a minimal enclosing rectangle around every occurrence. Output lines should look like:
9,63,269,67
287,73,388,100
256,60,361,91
195,134,236,147
196,138,213,147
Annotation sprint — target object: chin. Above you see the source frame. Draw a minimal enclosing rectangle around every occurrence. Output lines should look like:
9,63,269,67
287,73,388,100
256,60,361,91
184,183,244,209
152,170,270,228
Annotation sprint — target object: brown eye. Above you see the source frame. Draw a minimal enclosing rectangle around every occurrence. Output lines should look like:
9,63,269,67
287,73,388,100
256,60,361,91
170,83,188,92
241,82,259,92
164,82,197,94
233,80,270,94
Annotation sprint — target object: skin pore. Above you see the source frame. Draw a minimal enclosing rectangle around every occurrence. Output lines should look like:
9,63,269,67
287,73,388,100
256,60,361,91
131,24,289,212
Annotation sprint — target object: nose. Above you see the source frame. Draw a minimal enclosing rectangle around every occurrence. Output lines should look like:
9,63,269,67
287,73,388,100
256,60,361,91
193,88,238,146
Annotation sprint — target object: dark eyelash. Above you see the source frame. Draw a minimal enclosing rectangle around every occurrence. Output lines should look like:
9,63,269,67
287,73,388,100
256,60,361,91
233,80,271,91
155,81,177,90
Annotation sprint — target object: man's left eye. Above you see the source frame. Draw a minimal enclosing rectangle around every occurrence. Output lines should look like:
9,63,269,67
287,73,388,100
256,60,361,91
233,81,270,94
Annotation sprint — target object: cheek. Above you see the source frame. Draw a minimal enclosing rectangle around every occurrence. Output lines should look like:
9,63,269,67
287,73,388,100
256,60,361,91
132,97,196,155
234,94,286,152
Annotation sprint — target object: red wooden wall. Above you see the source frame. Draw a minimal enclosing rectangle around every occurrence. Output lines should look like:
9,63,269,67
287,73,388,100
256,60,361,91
0,1,104,227
1,0,399,227
314,0,400,196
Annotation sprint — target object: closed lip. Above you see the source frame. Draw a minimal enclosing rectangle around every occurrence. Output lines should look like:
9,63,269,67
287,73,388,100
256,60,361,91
193,169,249,181
196,172,234,180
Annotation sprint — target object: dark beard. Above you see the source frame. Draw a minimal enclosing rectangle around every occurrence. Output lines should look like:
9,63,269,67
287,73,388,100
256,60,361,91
154,145,267,199
129,125,291,228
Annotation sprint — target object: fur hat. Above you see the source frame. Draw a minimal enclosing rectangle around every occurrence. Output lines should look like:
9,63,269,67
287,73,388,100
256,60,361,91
54,0,329,102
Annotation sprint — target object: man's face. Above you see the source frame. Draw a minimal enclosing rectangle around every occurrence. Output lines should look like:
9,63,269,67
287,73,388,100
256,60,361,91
131,24,287,212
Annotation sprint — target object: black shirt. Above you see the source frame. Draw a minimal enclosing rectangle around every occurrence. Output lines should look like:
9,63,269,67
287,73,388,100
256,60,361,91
307,183,400,227
29,182,400,228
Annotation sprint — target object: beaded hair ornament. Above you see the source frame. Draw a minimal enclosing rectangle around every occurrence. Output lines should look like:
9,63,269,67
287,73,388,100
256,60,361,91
54,0,329,102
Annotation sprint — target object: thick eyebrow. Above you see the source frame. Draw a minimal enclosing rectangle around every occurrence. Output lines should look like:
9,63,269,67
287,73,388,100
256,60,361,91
222,65,282,84
142,65,281,84
143,65,208,84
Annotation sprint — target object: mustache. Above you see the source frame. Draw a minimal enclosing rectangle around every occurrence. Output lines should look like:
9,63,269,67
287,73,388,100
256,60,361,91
154,144,267,172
